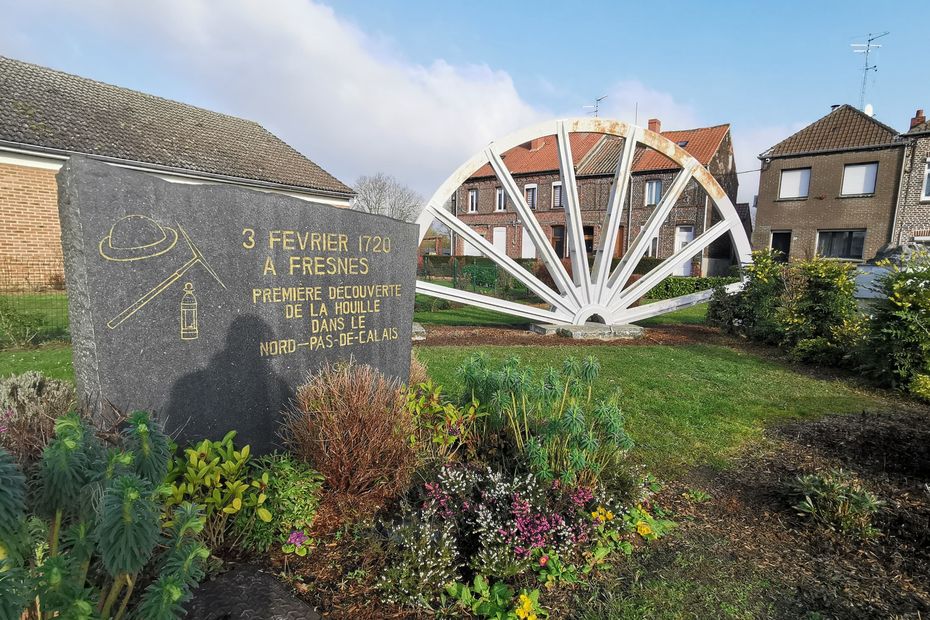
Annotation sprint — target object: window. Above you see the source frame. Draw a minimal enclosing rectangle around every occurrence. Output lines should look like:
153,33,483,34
817,230,865,260
645,179,663,206
778,168,810,199
525,184,538,210
922,160,930,201
841,162,878,196
495,187,506,211
467,189,478,213
551,225,566,257
583,226,595,253
451,192,457,213
646,235,659,257
677,140,689,147
551,182,563,208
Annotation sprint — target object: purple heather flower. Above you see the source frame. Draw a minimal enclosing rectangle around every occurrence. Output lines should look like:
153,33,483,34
288,530,308,546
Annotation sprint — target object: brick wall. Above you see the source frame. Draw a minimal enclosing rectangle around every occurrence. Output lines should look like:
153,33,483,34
0,162,64,290
892,134,930,243
752,146,903,261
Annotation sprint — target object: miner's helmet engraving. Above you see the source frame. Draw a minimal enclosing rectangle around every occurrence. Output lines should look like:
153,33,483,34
98,214,179,262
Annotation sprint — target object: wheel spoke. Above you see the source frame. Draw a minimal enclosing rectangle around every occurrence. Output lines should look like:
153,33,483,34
609,280,743,324
423,204,576,314
415,280,571,324
603,164,696,306
609,219,730,311
592,127,641,304
485,145,582,306
556,121,592,299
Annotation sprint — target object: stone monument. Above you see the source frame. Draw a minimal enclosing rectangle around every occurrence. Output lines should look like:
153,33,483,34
59,157,416,452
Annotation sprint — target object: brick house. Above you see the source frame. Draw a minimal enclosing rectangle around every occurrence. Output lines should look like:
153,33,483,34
0,56,354,289
891,109,930,244
451,119,740,277
752,104,904,262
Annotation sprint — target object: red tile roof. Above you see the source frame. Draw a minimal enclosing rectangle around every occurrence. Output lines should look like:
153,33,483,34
471,133,602,178
633,124,730,172
470,124,730,180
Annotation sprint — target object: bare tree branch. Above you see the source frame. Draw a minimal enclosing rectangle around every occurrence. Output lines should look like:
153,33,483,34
351,173,423,222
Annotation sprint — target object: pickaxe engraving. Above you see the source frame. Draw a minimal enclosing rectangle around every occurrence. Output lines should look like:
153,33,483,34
107,224,226,329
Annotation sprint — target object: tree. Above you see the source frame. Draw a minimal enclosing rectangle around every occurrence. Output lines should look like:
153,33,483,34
351,173,423,222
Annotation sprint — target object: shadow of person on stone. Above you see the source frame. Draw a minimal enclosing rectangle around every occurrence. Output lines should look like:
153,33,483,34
164,314,292,453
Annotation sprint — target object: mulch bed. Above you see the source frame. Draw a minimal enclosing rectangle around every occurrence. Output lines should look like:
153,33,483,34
653,409,930,619
417,323,729,347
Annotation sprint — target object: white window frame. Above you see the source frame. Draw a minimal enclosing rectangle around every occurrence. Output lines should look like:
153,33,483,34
551,181,563,209
467,189,478,213
645,179,663,206
841,162,878,196
524,183,538,210
778,167,811,200
922,159,930,202
495,187,506,211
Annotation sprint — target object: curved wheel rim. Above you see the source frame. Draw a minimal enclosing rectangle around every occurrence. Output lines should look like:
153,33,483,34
415,117,752,325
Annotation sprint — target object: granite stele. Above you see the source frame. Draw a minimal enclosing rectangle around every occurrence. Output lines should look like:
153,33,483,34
59,157,417,452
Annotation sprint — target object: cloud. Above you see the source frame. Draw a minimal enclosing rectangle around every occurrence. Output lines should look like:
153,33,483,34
1,0,546,199
597,80,699,129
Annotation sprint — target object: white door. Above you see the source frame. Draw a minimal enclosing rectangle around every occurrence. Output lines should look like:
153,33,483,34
674,226,694,276
520,227,536,259
493,227,507,254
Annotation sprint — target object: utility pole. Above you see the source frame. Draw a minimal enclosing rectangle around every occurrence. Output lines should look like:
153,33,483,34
851,31,889,110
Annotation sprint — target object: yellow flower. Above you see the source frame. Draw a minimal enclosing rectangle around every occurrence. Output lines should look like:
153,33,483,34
605,510,614,521
636,521,653,537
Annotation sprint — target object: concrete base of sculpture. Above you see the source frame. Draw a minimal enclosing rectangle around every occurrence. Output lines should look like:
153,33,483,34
530,322,645,340
411,322,427,341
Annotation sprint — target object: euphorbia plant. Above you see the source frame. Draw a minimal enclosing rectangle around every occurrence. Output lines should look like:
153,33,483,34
0,411,210,620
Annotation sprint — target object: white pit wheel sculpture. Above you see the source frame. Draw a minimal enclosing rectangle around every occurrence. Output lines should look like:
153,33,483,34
415,118,752,326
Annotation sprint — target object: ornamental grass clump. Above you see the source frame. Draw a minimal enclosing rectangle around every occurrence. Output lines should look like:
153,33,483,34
0,412,209,620
283,361,415,520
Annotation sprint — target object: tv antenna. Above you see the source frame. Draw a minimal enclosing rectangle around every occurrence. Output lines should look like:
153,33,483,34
851,31,888,110
583,95,607,118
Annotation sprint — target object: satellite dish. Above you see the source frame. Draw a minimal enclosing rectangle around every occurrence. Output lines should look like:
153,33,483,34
864,103,874,117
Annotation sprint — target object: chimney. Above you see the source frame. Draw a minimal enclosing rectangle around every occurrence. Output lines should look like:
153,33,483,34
647,118,661,133
912,109,926,129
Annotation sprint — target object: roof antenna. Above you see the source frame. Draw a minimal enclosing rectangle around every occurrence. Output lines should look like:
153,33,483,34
851,31,888,111
583,95,607,118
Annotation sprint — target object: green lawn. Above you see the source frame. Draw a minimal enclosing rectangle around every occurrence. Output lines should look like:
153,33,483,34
416,342,883,475
0,292,70,345
0,343,74,381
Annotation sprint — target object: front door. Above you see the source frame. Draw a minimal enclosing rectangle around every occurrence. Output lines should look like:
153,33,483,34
674,225,694,276
770,231,791,263
492,227,507,255
520,227,536,259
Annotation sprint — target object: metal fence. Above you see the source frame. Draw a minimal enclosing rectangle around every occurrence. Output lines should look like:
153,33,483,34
0,259,70,346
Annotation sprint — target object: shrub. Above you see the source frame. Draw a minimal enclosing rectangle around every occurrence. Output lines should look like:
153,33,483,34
282,362,415,520
164,430,272,550
644,276,739,300
0,298,46,348
860,251,930,390
792,468,882,539
0,371,76,469
377,464,667,610
405,380,480,464
463,263,499,289
237,453,323,554
778,256,860,365
707,249,785,343
0,413,209,620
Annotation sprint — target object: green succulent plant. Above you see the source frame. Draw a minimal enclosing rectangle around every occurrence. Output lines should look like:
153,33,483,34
122,410,170,486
